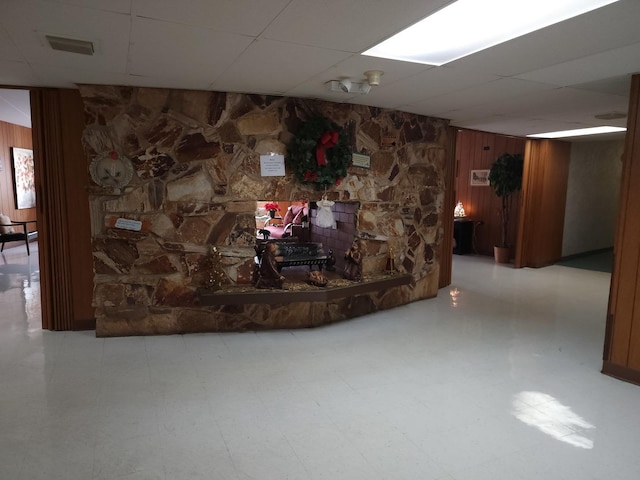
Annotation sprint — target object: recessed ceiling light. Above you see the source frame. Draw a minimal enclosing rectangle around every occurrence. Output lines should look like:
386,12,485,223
362,0,620,65
527,126,627,139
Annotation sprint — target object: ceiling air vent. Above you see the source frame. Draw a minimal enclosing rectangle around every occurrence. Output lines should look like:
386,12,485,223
45,35,94,56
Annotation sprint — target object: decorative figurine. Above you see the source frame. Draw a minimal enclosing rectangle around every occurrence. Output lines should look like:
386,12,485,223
258,228,271,240
316,196,336,228
343,238,362,281
386,247,396,272
255,242,285,289
325,249,336,271
308,270,328,287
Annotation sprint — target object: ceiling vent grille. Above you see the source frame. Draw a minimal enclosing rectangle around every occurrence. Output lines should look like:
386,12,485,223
45,35,94,56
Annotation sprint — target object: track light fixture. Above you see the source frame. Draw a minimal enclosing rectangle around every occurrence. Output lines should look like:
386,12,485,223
325,70,383,95
338,79,351,92
364,70,383,86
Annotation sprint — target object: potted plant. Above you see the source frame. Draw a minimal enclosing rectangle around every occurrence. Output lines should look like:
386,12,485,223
264,202,279,218
488,153,524,263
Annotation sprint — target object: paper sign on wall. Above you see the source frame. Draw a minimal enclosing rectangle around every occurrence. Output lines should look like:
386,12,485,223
260,154,285,177
115,218,142,231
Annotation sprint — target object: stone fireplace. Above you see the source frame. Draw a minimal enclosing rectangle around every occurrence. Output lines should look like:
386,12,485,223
79,86,449,336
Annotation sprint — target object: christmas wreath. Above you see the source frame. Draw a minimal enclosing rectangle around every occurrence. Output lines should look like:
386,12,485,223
287,116,351,189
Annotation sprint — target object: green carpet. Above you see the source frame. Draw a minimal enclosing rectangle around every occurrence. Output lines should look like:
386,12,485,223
557,249,613,273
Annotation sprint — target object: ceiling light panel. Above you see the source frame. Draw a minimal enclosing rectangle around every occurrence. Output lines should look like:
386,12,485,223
527,126,626,138
362,0,620,66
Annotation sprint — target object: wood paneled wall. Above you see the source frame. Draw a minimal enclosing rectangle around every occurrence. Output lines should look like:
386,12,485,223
515,139,571,268
603,74,640,384
0,119,36,247
31,89,95,330
454,129,525,256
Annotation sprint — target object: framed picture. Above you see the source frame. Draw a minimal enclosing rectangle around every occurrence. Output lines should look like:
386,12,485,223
11,147,36,209
470,169,490,186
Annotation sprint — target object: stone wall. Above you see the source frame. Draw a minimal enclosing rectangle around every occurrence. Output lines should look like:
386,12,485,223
78,86,450,336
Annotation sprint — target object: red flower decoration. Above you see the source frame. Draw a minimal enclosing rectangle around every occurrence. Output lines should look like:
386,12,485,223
108,150,119,160
264,202,279,211
303,170,318,182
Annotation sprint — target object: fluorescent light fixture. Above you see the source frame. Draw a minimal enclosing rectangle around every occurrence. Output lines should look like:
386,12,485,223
527,126,627,138
362,0,620,65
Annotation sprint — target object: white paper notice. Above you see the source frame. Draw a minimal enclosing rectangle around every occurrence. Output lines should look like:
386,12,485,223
260,154,285,177
115,217,142,231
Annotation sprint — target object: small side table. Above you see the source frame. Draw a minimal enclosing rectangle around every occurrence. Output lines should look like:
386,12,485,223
453,218,474,255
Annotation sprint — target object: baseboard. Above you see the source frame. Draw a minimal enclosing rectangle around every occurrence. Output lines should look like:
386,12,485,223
602,361,640,387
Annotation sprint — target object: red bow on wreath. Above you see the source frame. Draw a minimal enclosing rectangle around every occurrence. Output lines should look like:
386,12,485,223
315,130,339,166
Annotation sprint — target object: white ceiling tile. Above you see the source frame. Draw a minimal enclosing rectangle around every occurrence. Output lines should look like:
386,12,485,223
30,64,128,88
572,74,632,96
407,78,556,115
0,60,42,87
0,26,25,62
125,74,213,91
129,16,254,83
356,67,500,110
263,0,451,52
495,88,629,119
43,0,132,14
451,0,640,77
0,0,130,72
211,39,351,95
516,42,640,87
132,0,289,36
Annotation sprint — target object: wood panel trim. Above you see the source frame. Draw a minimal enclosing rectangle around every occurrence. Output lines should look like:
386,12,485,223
30,89,74,331
605,74,640,367
515,139,570,268
602,361,640,386
439,126,457,288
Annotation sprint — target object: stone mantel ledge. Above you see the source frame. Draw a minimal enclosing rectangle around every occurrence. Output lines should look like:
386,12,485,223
200,273,413,305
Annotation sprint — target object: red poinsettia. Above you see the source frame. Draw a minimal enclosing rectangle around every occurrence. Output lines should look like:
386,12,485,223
303,170,318,182
264,202,279,211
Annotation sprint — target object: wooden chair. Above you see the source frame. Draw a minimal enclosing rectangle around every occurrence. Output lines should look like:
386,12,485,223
0,220,38,255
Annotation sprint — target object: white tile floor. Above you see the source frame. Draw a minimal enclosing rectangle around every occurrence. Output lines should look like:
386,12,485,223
1,244,639,480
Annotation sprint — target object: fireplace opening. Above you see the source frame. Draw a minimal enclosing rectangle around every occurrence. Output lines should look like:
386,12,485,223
254,200,358,269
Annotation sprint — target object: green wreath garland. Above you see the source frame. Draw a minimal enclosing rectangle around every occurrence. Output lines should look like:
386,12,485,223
287,116,351,189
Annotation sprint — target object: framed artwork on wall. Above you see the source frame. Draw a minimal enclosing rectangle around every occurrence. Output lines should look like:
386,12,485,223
11,147,36,209
470,169,490,186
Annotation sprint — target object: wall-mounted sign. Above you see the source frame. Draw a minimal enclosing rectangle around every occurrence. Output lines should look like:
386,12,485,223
115,217,142,231
351,153,371,169
260,154,285,176
470,169,490,186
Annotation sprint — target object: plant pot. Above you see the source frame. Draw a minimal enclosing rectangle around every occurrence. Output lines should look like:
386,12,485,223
269,210,275,218
494,245,510,264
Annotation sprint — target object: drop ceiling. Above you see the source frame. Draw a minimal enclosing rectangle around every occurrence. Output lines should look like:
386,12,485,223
0,0,638,141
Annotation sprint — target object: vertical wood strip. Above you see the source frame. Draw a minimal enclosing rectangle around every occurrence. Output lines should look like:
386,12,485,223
31,89,74,331
58,90,95,328
515,139,570,268
605,74,640,370
439,126,457,288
